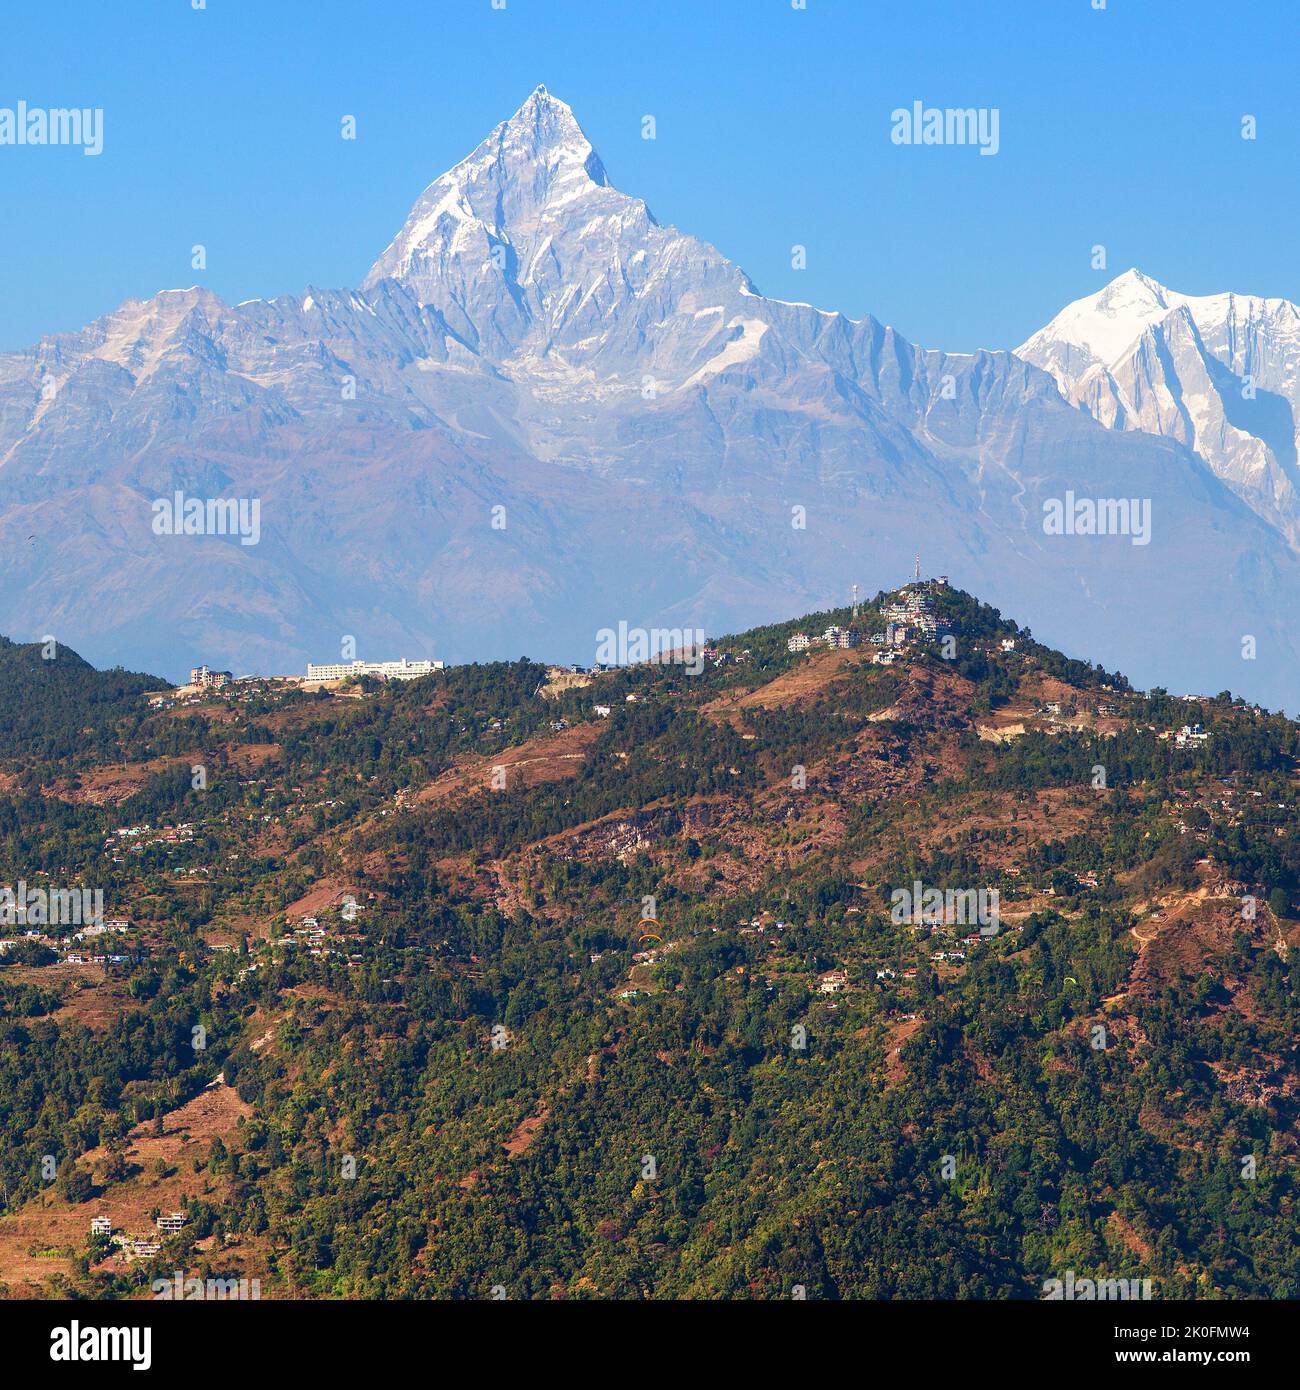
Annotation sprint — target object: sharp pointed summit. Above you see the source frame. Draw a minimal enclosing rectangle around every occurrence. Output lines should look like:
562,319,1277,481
364,85,748,364
364,86,613,313
502,84,607,175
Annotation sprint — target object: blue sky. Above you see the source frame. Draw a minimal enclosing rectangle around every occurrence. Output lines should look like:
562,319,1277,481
1,0,1296,353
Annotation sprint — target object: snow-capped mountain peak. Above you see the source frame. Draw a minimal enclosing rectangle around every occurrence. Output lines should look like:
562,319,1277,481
365,86,613,302
1016,268,1175,387
497,83,610,187
363,85,755,379
1019,270,1300,547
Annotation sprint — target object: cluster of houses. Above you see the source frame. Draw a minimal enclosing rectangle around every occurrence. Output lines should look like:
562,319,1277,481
737,919,786,936
786,581,956,661
67,916,133,967
148,665,232,707
282,916,347,959
190,665,233,691
701,645,749,667
879,582,952,643
593,691,654,717
278,907,365,964
631,940,679,966
105,823,195,860
1040,699,1123,723
0,918,134,968
1169,778,1281,839
91,1211,187,1262
787,624,860,654
569,646,749,678
147,657,457,710
613,904,1002,1007
288,916,328,951
63,950,132,967
1168,723,1211,748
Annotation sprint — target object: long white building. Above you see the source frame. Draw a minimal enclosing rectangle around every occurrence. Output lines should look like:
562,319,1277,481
306,658,445,681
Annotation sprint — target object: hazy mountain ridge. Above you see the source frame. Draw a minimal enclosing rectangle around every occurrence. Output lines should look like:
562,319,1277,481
1,88,1297,709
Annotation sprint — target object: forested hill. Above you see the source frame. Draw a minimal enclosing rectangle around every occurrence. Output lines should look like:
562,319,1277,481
0,636,162,763
0,583,1297,1300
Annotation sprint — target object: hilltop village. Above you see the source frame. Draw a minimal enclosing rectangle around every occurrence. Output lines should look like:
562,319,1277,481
785,577,954,661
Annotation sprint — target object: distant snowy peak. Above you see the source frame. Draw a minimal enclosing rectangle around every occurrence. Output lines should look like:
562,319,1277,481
1019,268,1300,391
1016,269,1174,388
1019,270,1300,547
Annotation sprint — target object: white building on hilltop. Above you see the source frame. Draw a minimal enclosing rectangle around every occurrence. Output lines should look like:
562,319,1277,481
306,658,445,682
190,665,232,690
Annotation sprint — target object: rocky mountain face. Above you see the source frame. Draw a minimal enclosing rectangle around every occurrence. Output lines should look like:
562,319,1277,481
1018,268,1300,549
1,88,1297,708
